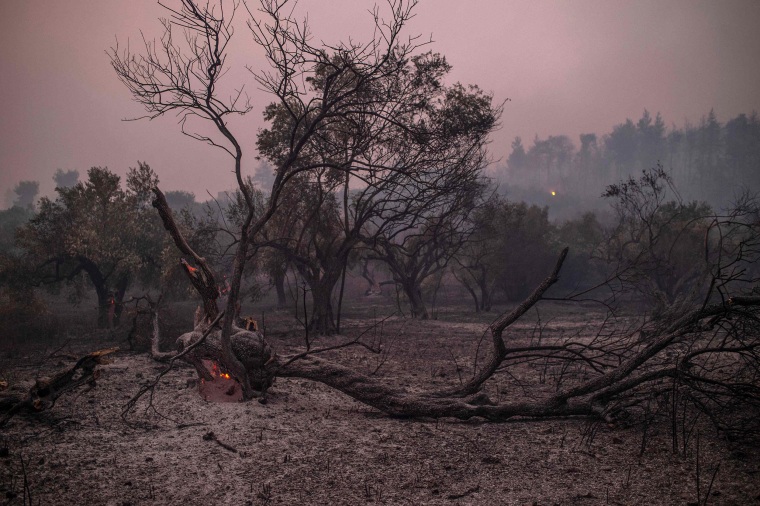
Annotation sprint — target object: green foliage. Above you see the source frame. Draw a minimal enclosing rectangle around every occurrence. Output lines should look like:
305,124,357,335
14,164,164,327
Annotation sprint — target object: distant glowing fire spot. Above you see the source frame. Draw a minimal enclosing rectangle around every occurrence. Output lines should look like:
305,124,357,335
551,191,556,196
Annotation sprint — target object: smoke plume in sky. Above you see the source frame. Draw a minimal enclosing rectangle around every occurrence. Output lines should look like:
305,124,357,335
1,0,758,202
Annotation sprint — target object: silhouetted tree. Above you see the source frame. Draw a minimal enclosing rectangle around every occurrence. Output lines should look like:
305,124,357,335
53,169,79,189
605,119,638,179
525,135,574,188
256,52,498,331
601,167,713,307
555,211,605,292
12,181,39,209
506,136,527,174
452,194,503,312
636,109,666,170
724,112,760,191
370,177,485,319
0,206,32,258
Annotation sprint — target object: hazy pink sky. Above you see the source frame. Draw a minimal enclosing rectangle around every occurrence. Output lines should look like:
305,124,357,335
1,0,759,203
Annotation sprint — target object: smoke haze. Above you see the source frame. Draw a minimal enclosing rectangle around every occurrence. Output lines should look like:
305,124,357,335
1,0,759,203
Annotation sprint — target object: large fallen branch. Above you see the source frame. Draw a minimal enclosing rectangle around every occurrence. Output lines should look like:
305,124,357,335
146,247,593,421
276,354,594,420
0,348,118,427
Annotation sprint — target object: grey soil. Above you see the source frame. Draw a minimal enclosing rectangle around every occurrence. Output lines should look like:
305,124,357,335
1,307,758,505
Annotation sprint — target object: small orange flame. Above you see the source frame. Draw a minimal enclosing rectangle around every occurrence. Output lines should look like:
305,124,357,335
208,360,232,380
199,359,241,402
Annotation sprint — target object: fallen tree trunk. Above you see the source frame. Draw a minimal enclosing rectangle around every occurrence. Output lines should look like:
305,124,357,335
143,247,596,422
277,354,595,420
0,348,118,427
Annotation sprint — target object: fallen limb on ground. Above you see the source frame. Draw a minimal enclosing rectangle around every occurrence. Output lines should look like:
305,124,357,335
0,347,118,427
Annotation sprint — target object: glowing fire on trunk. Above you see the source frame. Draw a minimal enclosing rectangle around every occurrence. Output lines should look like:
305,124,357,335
198,359,242,402
208,360,232,380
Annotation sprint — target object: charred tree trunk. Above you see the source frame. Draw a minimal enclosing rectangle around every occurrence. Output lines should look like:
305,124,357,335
219,205,256,398
75,256,112,329
152,187,252,398
273,269,287,308
402,281,428,320
308,272,340,335
1,348,118,427
113,274,130,327
478,277,493,312
277,355,593,420
153,190,220,321
148,249,570,419
95,285,110,329
295,263,342,335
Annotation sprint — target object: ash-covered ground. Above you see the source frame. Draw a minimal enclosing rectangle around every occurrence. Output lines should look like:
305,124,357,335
1,302,758,505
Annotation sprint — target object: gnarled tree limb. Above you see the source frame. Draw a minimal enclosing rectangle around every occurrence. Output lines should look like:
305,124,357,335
0,348,118,427
152,187,221,321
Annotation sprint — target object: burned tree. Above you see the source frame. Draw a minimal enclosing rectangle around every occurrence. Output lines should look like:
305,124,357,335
110,0,447,395
453,196,558,310
110,0,760,442
257,172,347,335
111,0,257,395
451,194,502,313
265,188,760,431
1,348,119,428
601,165,714,308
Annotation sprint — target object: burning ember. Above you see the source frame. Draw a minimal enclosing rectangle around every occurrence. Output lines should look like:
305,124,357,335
198,359,242,402
212,363,231,380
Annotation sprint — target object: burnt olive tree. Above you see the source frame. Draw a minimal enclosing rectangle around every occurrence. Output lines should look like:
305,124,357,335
111,0,454,396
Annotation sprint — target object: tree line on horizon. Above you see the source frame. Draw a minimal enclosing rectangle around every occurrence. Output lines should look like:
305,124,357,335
1,152,755,336
496,109,760,219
